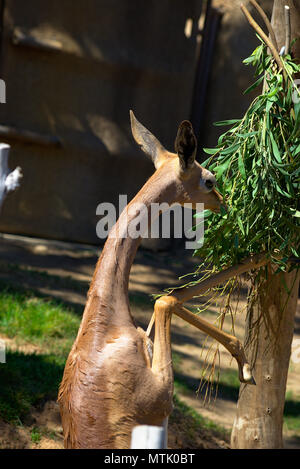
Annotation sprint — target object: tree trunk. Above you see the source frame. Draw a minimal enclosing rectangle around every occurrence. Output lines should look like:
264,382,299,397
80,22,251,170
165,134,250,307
231,266,299,448
271,0,300,59
231,0,300,449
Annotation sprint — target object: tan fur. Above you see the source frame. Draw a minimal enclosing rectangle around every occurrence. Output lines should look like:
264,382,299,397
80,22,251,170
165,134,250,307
58,113,222,449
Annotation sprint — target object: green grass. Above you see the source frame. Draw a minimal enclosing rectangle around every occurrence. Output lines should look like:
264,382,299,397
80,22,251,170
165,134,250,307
31,427,42,444
0,273,299,444
0,281,80,423
0,279,154,426
0,278,230,447
0,284,80,356
0,349,65,423
0,277,227,442
173,393,229,437
284,391,300,437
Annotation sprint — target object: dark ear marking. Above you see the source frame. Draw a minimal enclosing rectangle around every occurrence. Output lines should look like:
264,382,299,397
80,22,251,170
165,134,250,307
175,120,197,170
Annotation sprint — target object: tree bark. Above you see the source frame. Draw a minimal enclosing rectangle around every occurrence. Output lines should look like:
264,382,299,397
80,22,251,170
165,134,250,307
271,0,300,59
231,0,300,449
231,266,299,448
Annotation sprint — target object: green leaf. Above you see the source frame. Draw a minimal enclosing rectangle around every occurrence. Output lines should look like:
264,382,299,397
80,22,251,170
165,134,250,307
190,45,300,274
269,132,282,163
234,234,239,249
249,231,264,245
243,55,256,65
243,75,264,95
266,87,280,99
194,209,211,219
291,166,300,177
272,161,291,176
220,143,240,156
214,160,232,178
274,183,292,198
294,102,300,121
238,152,246,179
235,131,258,138
290,143,300,156
266,99,274,114
203,147,219,155
213,119,241,127
220,205,227,217
237,216,245,235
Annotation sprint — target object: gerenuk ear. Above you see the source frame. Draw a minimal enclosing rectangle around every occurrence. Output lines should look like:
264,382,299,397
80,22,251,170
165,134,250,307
130,110,166,169
175,120,197,170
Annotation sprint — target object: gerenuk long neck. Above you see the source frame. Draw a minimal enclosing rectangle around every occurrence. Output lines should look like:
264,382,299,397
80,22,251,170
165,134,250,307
88,164,179,326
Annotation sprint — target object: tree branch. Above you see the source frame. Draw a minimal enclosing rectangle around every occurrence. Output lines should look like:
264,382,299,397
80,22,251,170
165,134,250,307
168,252,269,303
146,253,270,340
172,302,255,384
148,296,256,384
241,3,283,70
249,0,279,51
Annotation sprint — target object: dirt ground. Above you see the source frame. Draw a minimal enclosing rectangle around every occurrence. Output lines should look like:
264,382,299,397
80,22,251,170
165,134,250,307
0,233,299,449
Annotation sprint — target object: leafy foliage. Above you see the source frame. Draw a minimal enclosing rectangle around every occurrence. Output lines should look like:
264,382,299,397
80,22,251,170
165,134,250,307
195,40,300,273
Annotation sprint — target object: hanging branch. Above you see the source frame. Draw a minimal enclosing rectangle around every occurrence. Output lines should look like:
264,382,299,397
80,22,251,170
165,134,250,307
167,252,269,303
146,253,270,336
241,3,283,71
146,248,297,337
172,302,255,384
249,0,279,52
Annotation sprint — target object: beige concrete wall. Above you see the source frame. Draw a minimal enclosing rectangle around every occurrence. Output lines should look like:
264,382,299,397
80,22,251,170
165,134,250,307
0,0,288,246
201,0,274,152
0,0,202,244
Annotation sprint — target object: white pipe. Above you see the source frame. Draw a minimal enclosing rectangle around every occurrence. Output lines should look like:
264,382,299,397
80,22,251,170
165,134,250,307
130,424,166,449
0,143,22,210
